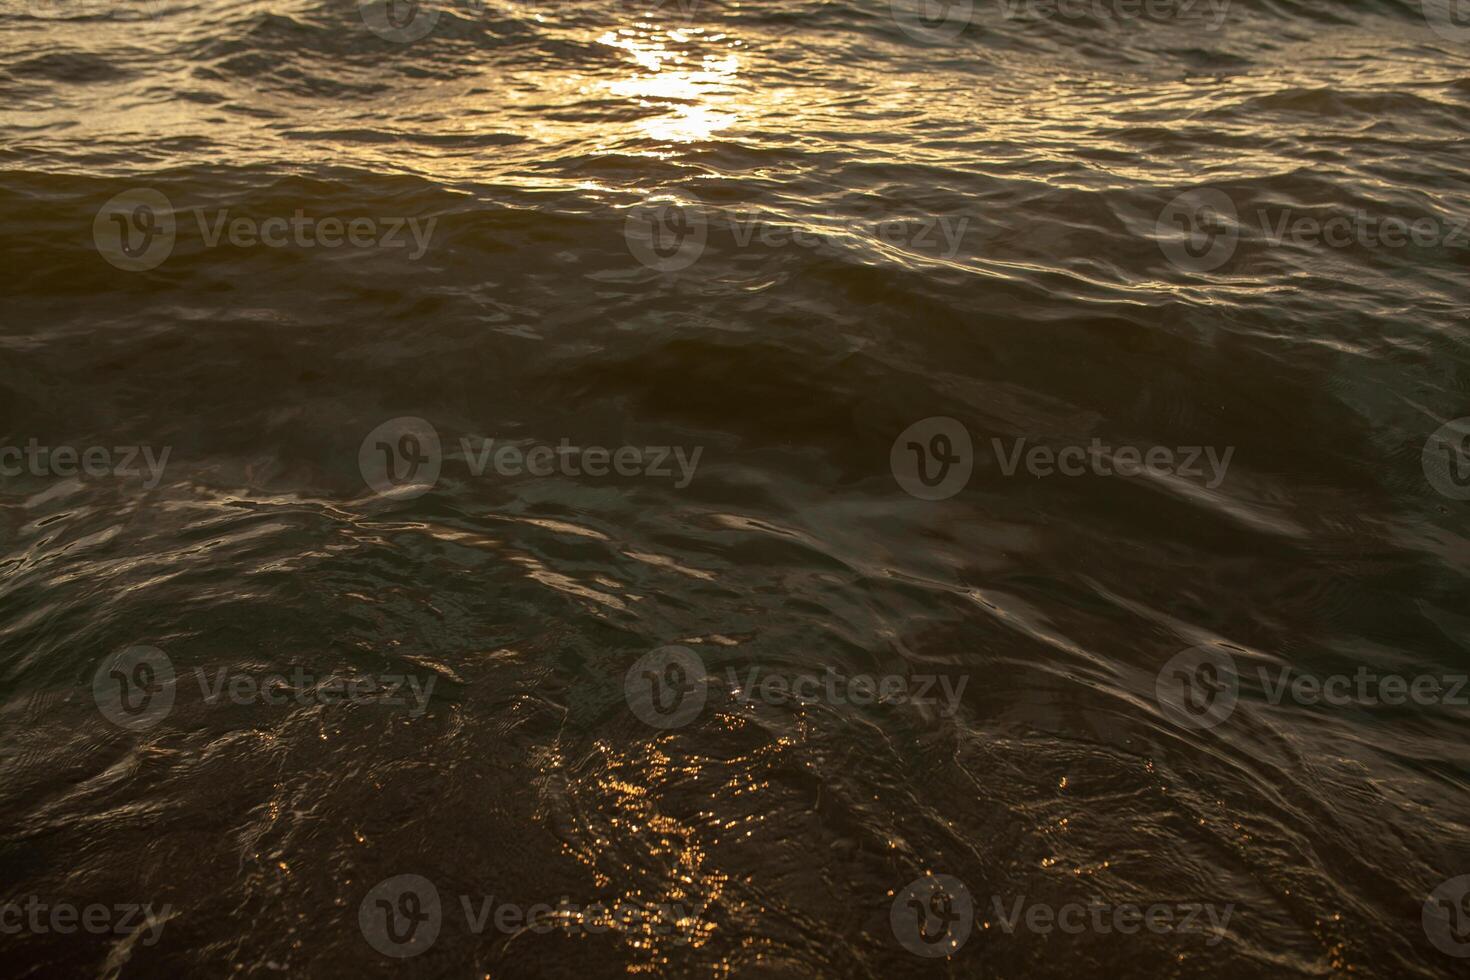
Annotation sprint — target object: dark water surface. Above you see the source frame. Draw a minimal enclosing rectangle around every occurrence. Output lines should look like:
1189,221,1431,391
3,0,1470,976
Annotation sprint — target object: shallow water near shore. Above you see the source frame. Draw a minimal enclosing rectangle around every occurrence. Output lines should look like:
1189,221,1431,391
2,0,1470,976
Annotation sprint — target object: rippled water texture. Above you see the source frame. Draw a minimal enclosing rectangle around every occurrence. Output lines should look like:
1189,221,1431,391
2,0,1470,976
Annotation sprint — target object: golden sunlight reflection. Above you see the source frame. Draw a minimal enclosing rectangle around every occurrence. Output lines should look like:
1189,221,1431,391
598,25,741,144
533,737,730,970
